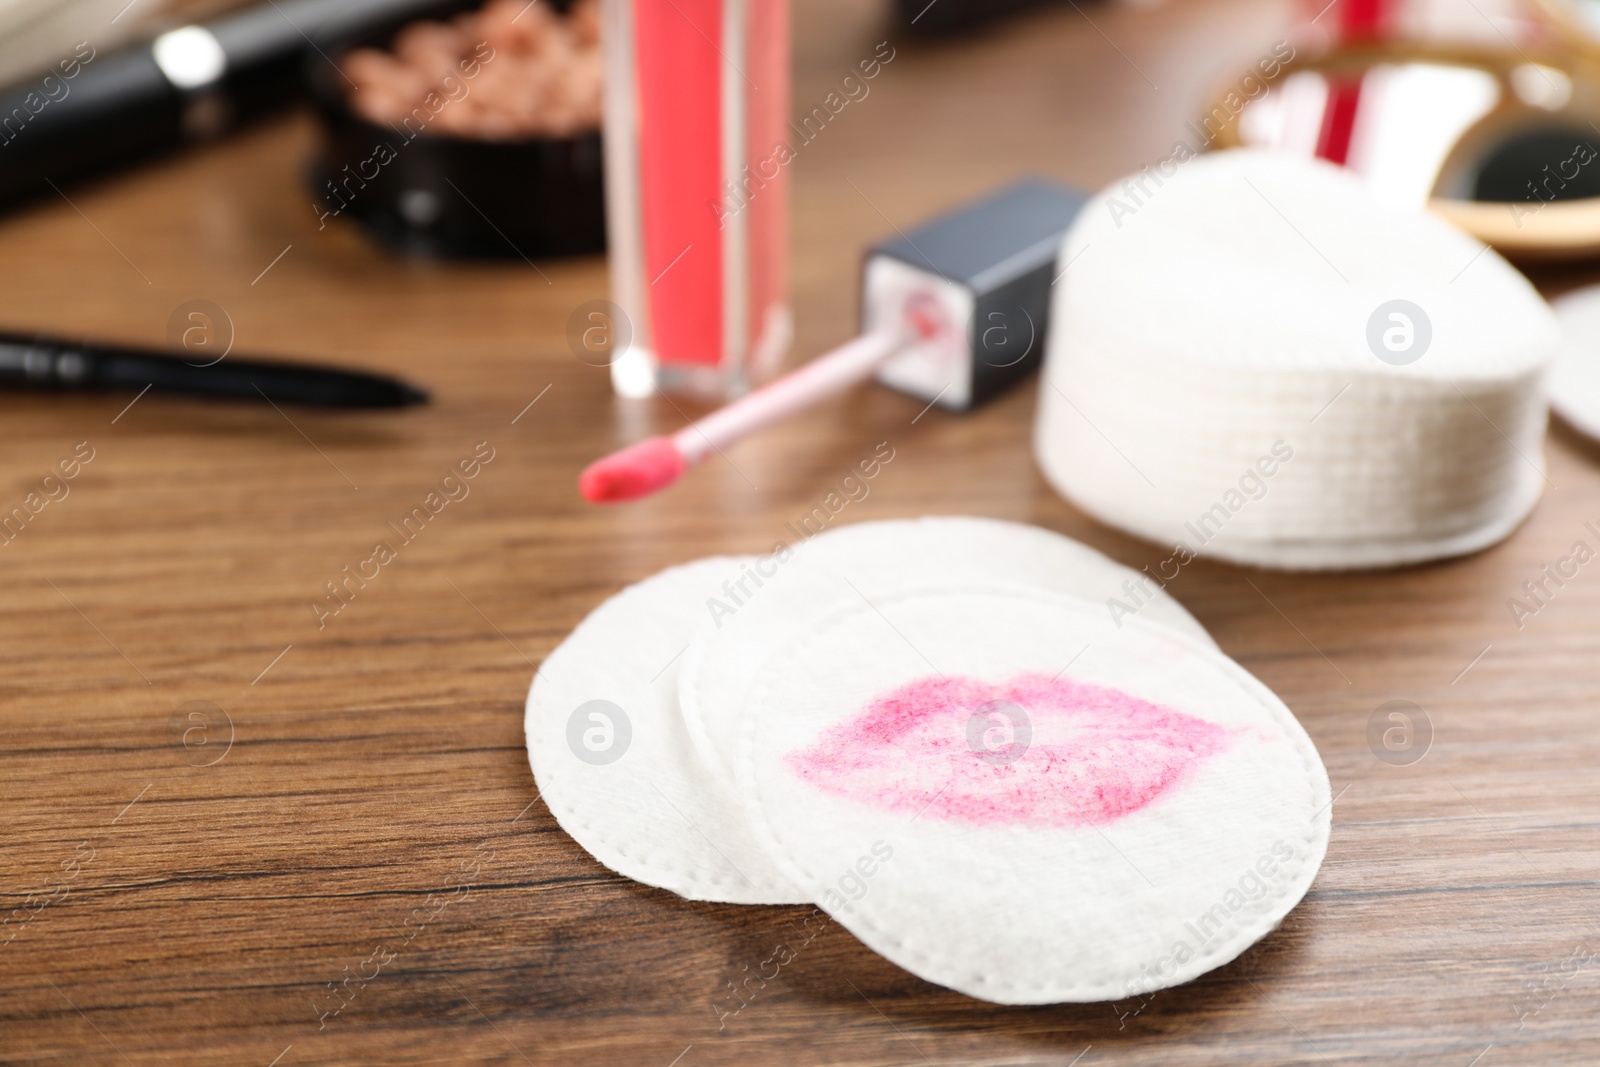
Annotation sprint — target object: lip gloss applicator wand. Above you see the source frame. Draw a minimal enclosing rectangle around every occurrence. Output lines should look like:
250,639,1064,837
579,179,1089,504
580,313,935,503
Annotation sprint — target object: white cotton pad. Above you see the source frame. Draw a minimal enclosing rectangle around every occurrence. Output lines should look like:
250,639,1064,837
1551,284,1600,442
1036,148,1558,569
679,516,1215,786
737,583,1331,1004
525,557,808,904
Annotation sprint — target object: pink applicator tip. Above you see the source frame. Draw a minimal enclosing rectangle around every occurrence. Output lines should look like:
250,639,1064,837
579,436,687,504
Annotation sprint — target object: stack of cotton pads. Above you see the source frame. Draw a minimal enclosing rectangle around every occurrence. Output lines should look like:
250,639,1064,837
1035,149,1559,570
525,517,1331,1004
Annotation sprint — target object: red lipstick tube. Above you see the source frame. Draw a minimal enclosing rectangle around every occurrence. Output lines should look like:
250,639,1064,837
600,0,791,399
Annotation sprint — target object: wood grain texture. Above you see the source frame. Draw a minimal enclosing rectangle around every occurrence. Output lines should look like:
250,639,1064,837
3,0,1600,1063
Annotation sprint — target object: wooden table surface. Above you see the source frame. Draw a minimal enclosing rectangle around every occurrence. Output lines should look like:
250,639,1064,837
5,0,1600,1063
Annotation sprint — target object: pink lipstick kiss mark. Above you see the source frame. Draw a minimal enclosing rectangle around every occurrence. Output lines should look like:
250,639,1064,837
786,673,1236,828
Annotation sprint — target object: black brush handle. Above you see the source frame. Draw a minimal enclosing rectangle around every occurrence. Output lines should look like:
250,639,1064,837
0,0,463,207
0,333,428,408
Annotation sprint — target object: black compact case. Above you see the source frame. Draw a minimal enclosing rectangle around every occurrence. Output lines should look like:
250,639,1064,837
306,0,605,259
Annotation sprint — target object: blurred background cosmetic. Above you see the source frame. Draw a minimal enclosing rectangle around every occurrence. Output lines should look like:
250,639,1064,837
1211,0,1600,256
307,0,606,258
600,0,792,400
0,0,455,208
0,330,429,407
890,0,1060,34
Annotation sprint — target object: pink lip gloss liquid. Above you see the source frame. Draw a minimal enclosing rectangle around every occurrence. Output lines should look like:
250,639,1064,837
600,0,791,399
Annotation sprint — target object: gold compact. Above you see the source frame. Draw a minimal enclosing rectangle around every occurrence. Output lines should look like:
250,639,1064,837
1208,1,1600,258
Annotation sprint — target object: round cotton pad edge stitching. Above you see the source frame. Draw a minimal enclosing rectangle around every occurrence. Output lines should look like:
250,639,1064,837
525,556,806,903
1550,291,1600,440
678,627,734,783
738,581,1332,1001
1033,426,1547,572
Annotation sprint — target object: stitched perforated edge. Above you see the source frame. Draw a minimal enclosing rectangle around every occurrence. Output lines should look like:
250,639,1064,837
1549,292,1600,443
525,557,808,905
1036,439,1546,572
738,582,1332,1003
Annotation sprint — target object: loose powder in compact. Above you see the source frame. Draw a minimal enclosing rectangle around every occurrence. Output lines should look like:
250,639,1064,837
342,0,601,140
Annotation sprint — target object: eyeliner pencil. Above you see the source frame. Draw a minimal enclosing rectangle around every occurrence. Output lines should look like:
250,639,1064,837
0,332,428,408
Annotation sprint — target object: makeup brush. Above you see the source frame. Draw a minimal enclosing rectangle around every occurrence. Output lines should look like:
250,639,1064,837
579,178,1089,504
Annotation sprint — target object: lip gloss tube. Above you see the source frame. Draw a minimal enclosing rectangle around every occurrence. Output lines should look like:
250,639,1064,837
600,0,791,399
